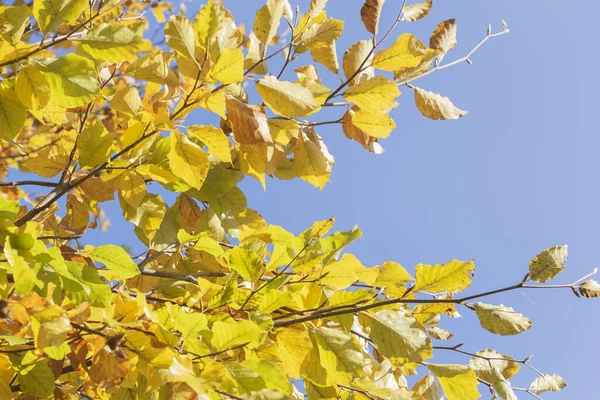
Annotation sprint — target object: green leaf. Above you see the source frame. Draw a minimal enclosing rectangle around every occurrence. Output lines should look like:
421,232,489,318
0,87,26,141
0,5,31,45
0,196,19,221
359,309,432,363
33,0,88,34
414,259,474,293
529,245,567,283
89,244,140,279
79,22,143,62
65,261,112,307
426,363,481,400
39,53,100,108
168,131,210,190
474,302,532,336
17,352,56,398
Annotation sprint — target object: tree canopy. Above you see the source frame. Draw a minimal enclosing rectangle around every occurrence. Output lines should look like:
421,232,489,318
0,0,597,399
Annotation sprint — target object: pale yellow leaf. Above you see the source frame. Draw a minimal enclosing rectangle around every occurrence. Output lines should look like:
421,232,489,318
414,88,468,120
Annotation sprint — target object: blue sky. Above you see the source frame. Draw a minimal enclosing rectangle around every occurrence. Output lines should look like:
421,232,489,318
206,0,598,396
13,0,599,396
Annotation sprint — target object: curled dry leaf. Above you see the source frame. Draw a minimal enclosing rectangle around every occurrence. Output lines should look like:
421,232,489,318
360,0,385,35
529,374,567,395
579,279,600,298
430,18,457,55
403,0,433,22
414,88,468,120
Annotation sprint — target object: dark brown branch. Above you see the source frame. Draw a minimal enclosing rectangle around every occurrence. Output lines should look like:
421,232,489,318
0,180,58,188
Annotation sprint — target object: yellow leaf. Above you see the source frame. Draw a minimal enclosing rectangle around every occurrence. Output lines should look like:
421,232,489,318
0,87,26,141
360,0,385,35
228,242,266,282
469,349,520,383
474,302,532,336
529,245,567,283
165,15,197,62
245,33,268,74
30,304,71,349
61,193,89,234
359,309,432,363
342,39,375,86
188,124,232,163
40,53,100,108
268,118,299,146
77,121,115,168
414,259,474,293
276,327,312,380
79,22,143,62
403,0,433,22
254,0,292,45
301,327,364,386
22,146,68,178
293,128,334,189
372,33,435,72
350,109,395,138
430,18,457,55
226,97,272,144
207,47,244,84
296,18,344,54
311,40,339,73
168,131,210,189
341,107,384,154
15,65,51,110
32,0,88,34
118,171,147,208
89,244,140,279
0,355,12,399
256,75,321,118
111,87,143,117
308,0,328,17
0,5,31,45
320,254,367,289
239,143,269,189
426,364,481,400
374,261,413,296
414,87,468,120
211,319,266,351
343,76,400,112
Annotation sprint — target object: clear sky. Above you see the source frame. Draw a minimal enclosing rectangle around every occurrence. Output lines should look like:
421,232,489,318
18,0,598,397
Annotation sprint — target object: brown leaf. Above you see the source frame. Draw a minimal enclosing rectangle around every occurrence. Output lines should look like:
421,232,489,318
341,107,384,154
403,0,433,22
225,97,273,145
579,279,600,298
360,0,385,35
414,87,467,120
430,18,457,54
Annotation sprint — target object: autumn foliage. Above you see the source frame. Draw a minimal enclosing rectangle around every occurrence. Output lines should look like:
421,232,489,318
0,0,597,399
